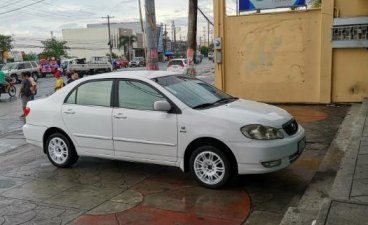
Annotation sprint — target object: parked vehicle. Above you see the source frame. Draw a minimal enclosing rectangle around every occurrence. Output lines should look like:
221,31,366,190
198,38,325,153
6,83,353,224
0,76,16,98
208,52,214,61
129,57,145,67
67,56,112,75
115,58,129,69
167,59,188,73
1,61,39,83
23,71,306,189
39,58,59,78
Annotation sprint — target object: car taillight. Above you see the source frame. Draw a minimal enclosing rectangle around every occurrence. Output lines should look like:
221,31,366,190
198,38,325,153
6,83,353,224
24,107,31,117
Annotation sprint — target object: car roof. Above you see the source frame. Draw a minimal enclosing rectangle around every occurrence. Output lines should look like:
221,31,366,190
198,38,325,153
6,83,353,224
83,70,181,80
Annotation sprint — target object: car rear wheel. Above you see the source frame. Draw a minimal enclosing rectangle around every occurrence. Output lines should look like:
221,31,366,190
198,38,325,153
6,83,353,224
46,133,78,168
190,145,231,189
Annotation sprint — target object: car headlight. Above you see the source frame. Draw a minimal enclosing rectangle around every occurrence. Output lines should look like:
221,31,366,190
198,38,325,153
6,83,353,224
241,124,284,140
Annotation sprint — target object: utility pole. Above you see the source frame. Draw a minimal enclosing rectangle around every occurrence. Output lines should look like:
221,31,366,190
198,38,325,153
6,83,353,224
102,15,114,63
172,21,175,54
163,24,167,62
187,0,198,76
138,0,146,59
144,0,159,70
50,31,54,39
207,21,210,47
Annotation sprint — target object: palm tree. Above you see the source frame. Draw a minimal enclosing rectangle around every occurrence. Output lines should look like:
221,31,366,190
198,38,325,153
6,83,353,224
118,35,137,61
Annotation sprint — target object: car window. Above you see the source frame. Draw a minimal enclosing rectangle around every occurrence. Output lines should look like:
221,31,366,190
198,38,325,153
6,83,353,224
118,80,165,110
31,62,37,67
66,81,113,107
24,62,32,69
18,63,25,70
169,60,184,66
153,75,233,109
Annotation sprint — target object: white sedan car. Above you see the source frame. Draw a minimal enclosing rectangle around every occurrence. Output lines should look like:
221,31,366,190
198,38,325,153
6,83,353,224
23,71,306,189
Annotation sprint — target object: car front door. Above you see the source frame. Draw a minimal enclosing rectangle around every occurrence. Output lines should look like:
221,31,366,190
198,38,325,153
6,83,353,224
112,79,178,163
62,80,114,156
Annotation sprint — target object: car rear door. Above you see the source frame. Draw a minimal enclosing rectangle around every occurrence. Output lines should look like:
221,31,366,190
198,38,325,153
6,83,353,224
112,79,178,163
62,79,114,156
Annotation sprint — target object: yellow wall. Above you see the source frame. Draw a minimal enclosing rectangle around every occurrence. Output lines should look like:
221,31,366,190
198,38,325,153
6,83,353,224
214,0,367,103
335,0,368,17
223,10,322,103
332,49,368,102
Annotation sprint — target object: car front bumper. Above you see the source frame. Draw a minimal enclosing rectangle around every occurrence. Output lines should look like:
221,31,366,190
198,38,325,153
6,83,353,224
229,126,306,174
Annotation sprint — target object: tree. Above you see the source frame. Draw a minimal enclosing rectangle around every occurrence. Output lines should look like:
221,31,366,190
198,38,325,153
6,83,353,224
41,38,69,59
309,0,321,8
200,46,209,57
0,34,13,52
118,35,136,61
106,52,119,59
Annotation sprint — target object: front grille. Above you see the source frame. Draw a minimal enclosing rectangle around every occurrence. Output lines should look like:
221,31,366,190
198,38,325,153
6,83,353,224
283,119,299,136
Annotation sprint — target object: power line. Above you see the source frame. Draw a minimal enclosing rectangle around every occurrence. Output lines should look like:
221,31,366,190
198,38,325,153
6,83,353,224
0,0,46,16
197,7,214,26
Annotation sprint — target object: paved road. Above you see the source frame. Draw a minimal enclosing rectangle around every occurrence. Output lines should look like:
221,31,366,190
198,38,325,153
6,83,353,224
0,61,350,225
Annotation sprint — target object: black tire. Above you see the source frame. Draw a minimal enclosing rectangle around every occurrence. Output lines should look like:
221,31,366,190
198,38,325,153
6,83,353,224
46,133,78,168
8,86,16,97
189,145,231,189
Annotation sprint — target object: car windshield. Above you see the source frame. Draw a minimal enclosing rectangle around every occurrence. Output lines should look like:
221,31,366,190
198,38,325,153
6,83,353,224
152,75,237,109
2,63,16,70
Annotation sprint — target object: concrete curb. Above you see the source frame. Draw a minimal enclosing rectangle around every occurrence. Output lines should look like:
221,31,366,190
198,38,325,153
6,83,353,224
314,99,368,225
279,102,367,225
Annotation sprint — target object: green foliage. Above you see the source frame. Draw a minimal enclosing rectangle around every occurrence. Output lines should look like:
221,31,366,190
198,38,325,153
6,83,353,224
200,46,209,57
106,52,119,59
41,38,69,59
23,53,38,61
118,35,137,61
310,0,321,8
0,34,13,51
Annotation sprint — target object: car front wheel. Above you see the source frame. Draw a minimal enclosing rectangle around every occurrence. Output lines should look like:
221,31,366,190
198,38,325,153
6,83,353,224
46,133,78,168
190,146,231,189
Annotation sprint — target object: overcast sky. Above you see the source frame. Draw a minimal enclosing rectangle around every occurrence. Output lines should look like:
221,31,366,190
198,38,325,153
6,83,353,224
0,0,223,52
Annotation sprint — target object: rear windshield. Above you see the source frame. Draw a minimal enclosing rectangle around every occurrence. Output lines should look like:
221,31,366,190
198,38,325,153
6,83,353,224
169,60,186,66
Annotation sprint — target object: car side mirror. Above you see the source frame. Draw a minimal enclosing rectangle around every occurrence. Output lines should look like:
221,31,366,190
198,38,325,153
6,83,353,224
154,100,171,112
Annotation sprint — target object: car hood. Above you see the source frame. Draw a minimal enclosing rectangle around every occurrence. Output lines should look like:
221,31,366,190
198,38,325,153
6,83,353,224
202,99,292,128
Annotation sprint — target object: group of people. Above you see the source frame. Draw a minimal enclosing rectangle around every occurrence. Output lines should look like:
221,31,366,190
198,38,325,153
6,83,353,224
18,69,79,117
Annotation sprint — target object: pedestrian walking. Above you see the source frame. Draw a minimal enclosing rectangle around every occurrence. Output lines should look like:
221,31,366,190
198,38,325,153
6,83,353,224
19,72,32,117
54,71,64,92
26,72,37,100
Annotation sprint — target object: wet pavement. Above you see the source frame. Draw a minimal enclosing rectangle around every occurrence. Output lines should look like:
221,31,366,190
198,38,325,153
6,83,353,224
0,68,350,225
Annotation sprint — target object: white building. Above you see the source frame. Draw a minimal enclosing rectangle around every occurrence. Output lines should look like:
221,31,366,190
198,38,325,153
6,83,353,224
62,23,145,60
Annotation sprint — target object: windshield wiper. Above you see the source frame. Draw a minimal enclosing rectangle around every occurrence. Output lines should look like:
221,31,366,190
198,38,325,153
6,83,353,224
213,97,239,104
193,97,238,109
193,103,216,109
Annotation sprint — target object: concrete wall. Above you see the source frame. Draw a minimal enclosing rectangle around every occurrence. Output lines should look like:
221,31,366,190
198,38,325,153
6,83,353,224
334,0,368,17
332,49,368,102
331,0,368,102
222,10,322,103
214,0,367,103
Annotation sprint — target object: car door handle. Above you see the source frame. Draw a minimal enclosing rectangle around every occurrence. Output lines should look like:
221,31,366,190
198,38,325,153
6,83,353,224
64,109,75,115
113,114,127,119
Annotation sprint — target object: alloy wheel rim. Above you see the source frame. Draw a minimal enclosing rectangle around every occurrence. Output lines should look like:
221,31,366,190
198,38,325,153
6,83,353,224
194,151,225,185
9,87,16,96
48,137,68,164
